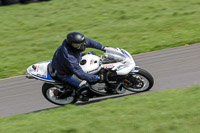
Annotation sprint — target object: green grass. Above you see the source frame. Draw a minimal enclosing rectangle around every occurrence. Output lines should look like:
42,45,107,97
0,0,200,78
0,86,200,133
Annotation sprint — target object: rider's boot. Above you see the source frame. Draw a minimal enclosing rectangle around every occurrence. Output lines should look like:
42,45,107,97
76,87,89,101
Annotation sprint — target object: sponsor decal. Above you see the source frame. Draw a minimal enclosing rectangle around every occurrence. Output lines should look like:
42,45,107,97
32,73,53,81
33,65,38,72
90,60,94,65
102,64,114,68
36,74,47,78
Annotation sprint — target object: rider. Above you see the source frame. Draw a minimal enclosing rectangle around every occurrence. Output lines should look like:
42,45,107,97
51,32,105,90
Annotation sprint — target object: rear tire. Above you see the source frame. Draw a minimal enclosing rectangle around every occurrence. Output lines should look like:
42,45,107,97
124,68,154,92
42,83,77,105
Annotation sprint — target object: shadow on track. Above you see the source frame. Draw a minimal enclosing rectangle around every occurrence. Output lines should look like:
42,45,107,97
29,92,138,114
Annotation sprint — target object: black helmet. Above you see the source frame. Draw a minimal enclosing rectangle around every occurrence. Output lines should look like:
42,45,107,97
66,32,86,50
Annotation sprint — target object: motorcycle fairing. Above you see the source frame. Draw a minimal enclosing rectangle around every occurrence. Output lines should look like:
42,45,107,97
129,66,140,74
27,61,55,82
121,49,133,61
80,54,101,74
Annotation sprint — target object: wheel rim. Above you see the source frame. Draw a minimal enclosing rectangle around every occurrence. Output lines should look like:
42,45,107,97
46,87,75,105
124,74,150,92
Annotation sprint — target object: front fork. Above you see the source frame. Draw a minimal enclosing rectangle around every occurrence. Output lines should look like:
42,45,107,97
123,66,144,89
130,66,140,74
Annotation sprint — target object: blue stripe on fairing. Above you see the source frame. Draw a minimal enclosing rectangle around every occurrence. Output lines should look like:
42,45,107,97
47,72,54,80
31,73,54,81
122,50,131,58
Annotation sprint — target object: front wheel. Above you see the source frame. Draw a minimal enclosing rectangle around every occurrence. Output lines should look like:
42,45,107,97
42,83,77,105
123,68,154,92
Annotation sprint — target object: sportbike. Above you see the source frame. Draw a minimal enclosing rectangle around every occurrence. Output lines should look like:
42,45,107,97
26,47,154,105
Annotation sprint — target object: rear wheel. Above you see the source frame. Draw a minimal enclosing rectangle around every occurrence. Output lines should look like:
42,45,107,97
42,83,77,105
123,68,154,92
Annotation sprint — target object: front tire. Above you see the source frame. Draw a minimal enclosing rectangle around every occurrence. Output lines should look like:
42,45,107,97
42,83,77,105
123,68,154,92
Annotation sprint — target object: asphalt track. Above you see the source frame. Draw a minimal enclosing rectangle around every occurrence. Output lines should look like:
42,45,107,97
0,44,200,117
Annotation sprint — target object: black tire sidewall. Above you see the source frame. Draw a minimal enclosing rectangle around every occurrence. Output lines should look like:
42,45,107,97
42,83,77,105
125,68,154,92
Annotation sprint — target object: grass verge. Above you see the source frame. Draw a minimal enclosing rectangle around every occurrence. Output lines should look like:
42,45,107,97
0,86,200,133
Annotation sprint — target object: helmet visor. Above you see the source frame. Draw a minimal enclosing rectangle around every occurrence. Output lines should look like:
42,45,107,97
72,42,86,50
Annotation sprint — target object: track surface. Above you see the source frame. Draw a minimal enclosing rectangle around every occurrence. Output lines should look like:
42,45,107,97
0,44,200,117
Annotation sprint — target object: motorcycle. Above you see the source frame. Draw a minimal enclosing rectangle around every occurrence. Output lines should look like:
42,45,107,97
26,47,154,105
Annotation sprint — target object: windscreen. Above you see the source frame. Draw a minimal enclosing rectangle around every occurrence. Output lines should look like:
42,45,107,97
104,48,126,62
